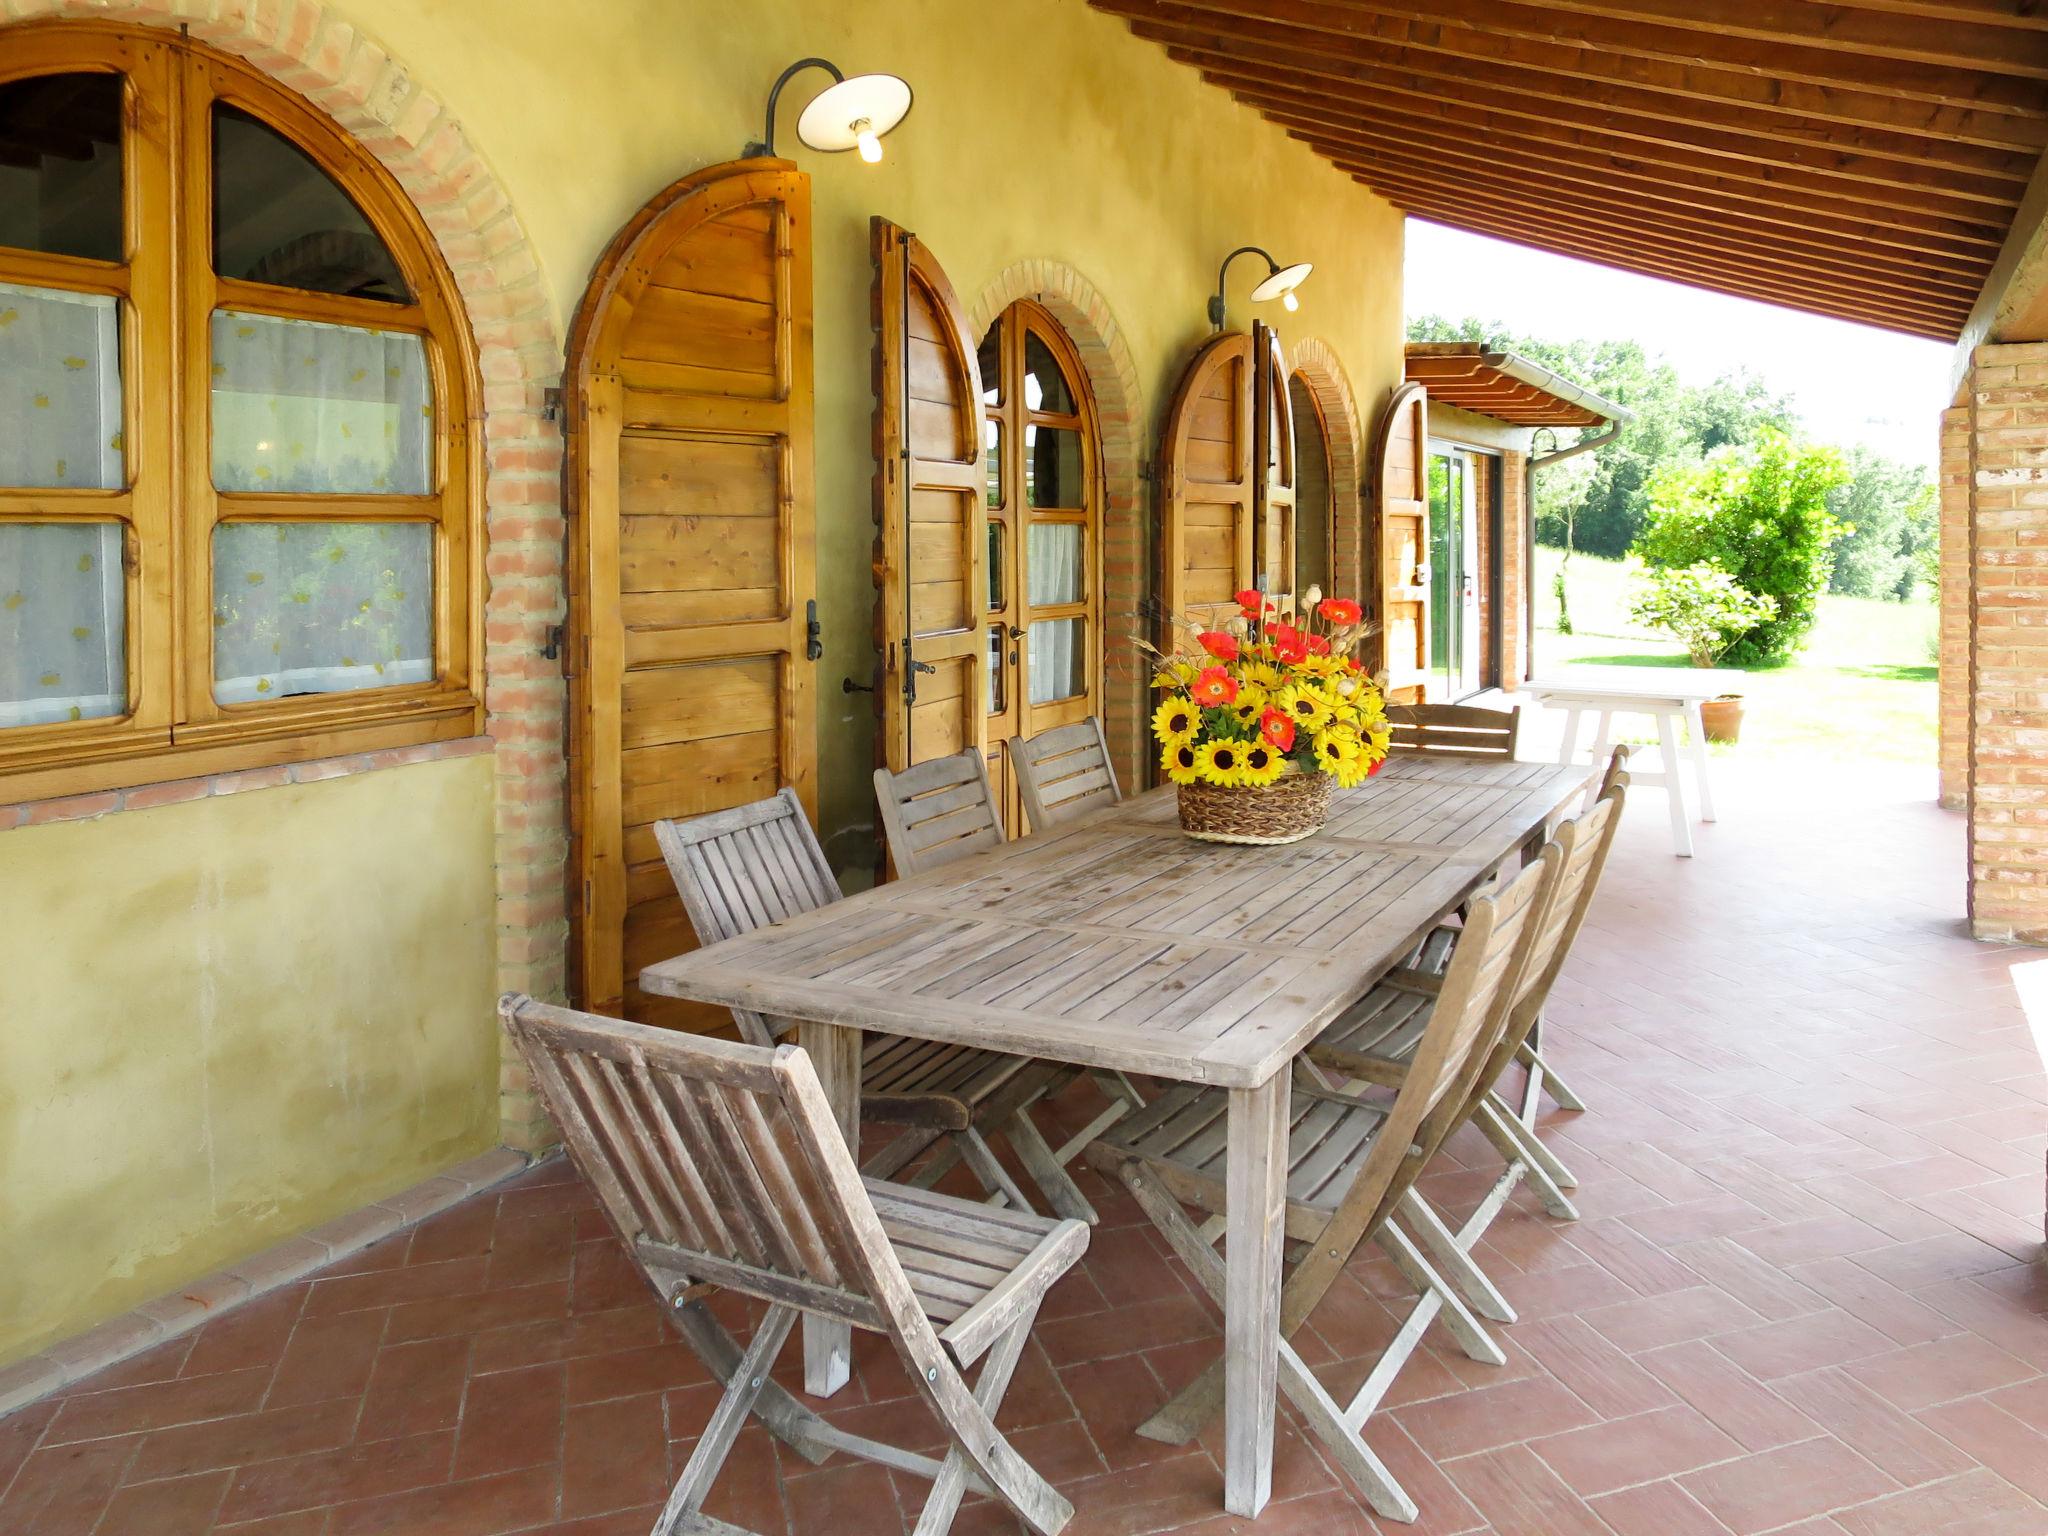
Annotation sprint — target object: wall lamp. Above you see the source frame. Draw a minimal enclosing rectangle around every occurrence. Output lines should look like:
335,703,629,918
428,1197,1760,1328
744,57,913,163
1207,245,1313,330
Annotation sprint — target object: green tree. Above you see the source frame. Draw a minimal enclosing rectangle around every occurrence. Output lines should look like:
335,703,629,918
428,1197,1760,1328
1634,431,1849,665
1826,446,1938,601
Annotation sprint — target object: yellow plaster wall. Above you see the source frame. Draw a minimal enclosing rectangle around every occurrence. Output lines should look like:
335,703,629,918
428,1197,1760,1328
342,0,1409,860
0,755,498,1363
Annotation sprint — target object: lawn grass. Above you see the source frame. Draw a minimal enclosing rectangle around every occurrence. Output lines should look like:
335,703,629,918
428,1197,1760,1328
1530,546,1937,766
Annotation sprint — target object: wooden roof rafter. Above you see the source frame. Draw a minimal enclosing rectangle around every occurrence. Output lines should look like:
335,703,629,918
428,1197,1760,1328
1091,0,2048,339
1405,343,1629,427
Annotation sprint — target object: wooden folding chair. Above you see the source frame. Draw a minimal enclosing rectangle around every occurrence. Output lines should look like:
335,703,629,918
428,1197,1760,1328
656,789,1090,1223
1387,702,1521,760
875,752,1142,1218
1308,777,1629,1351
1005,718,1120,831
501,996,1086,1536
1084,851,1563,1524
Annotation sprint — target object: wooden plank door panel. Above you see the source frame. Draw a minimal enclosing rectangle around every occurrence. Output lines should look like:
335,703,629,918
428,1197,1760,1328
1159,332,1254,644
871,220,988,774
566,160,817,1027
1372,381,1430,703
1252,321,1297,600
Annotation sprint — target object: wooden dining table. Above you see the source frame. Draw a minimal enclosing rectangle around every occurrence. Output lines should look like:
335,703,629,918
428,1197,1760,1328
641,751,1596,1519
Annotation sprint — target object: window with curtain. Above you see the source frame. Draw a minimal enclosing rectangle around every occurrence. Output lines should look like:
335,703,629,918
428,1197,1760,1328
0,28,478,801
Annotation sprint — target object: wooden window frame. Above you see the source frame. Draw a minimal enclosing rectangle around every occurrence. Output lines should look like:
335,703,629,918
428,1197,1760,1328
0,23,482,805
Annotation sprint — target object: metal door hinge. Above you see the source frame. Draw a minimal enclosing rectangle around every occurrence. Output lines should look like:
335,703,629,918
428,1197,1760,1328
805,599,823,661
543,386,564,422
541,623,565,662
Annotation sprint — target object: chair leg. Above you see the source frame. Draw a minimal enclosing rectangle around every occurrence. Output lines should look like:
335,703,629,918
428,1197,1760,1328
949,1127,1033,1211
1372,1221,1505,1367
911,1309,1040,1536
1484,1089,1580,1192
1394,1188,1516,1324
863,1126,944,1182
659,1289,832,1467
1518,1038,1589,1113
654,1305,800,1536
1051,1071,1145,1167
1003,1110,1099,1224
1473,1100,1581,1223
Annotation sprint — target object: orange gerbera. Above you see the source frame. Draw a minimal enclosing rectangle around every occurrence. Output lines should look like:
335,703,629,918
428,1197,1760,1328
1318,597,1362,625
1190,665,1238,707
1259,708,1296,754
1197,629,1240,661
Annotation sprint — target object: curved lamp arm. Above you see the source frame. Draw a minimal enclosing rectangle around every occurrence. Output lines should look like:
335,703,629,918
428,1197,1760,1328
744,57,845,158
1208,245,1279,330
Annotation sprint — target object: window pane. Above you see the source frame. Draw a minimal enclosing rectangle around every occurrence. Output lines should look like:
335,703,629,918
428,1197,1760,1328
212,310,431,494
1023,424,1083,508
1027,618,1084,706
213,522,432,703
0,283,124,490
1027,522,1084,607
1023,332,1075,415
976,325,1000,407
0,522,125,727
215,105,410,303
987,518,1005,613
983,417,1003,510
986,626,1005,715
0,73,123,264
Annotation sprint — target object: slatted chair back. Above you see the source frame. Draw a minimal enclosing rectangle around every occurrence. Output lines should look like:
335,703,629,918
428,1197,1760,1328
875,749,1006,873
654,789,839,1047
1007,718,1121,832
1600,743,1631,796
1387,702,1521,759
1310,848,1562,1260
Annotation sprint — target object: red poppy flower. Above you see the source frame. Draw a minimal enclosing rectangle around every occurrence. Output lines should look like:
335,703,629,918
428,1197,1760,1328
1318,597,1363,626
1234,588,1269,618
1190,666,1238,707
1305,633,1331,656
1366,755,1386,778
1259,708,1296,753
1197,629,1240,661
1269,624,1309,664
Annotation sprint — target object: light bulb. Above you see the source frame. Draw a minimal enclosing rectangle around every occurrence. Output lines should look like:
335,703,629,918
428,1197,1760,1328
853,118,883,163
1282,289,1299,312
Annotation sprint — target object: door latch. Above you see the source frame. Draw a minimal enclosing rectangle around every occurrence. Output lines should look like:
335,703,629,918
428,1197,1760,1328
804,600,823,661
541,623,565,662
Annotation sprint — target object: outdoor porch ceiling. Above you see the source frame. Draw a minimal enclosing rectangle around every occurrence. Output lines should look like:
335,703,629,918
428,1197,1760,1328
1405,341,1626,425
1088,0,2048,341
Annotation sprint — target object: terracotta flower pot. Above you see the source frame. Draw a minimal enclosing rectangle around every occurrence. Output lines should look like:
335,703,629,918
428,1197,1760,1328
1699,695,1744,744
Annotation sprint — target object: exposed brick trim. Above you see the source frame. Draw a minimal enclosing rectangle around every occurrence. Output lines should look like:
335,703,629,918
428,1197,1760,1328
1939,403,1971,813
1285,337,1366,608
968,262,1149,790
0,737,494,831
0,1149,536,1419
2,2,571,1141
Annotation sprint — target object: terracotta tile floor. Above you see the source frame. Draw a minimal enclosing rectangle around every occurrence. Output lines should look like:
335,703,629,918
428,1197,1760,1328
6,764,2047,1536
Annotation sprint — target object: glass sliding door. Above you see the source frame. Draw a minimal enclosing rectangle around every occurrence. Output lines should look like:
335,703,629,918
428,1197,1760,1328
1426,444,1483,699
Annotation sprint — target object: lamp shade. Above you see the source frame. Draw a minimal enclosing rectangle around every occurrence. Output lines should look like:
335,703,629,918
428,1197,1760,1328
1250,260,1313,304
796,73,913,153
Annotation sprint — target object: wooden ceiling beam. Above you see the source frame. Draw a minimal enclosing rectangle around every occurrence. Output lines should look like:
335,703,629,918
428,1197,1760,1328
1099,0,2048,155
1146,33,2034,201
1178,55,2019,225
1505,0,2048,78
1121,0,2048,111
1838,0,2048,27
1382,184,1968,333
1271,118,1992,290
1253,104,2006,261
1345,158,1983,313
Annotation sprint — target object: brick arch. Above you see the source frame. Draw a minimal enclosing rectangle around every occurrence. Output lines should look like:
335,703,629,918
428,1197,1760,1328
967,261,1148,786
1286,336,1367,605
3,1,568,1145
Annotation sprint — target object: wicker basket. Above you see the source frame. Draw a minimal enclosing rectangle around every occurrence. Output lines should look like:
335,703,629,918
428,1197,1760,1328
1177,769,1334,845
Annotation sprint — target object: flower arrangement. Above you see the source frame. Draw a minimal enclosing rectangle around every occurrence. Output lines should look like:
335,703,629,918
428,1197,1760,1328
1143,587,1391,841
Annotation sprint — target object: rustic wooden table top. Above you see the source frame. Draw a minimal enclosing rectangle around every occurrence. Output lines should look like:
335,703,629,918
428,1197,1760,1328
640,755,1595,1091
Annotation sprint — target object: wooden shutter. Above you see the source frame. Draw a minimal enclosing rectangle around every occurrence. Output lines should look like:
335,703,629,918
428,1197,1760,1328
1158,331,1254,643
1252,321,1297,598
564,160,817,1026
1372,381,1431,702
870,220,987,773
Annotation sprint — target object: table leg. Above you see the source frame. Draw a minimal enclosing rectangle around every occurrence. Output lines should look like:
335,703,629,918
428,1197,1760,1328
1654,708,1693,857
1587,708,1614,768
1685,699,1718,824
1223,1071,1288,1518
1555,706,1582,767
798,1020,857,1397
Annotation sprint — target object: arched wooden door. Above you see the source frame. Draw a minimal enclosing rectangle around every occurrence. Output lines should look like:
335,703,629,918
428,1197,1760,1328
564,159,817,1026
870,220,987,774
1371,380,1430,703
1253,324,1297,599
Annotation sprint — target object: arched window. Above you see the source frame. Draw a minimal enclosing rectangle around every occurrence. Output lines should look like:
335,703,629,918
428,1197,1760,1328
0,26,479,800
976,301,1101,828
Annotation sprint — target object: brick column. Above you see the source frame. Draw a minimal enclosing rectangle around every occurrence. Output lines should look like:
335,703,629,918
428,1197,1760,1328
1500,450,1528,688
1939,405,1971,811
1964,343,2048,942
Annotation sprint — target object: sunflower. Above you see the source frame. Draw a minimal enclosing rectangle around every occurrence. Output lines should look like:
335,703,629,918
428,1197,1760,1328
1238,741,1286,786
1227,683,1268,730
1238,658,1284,692
1161,740,1202,785
1274,683,1335,732
1313,726,1362,775
1194,738,1248,787
1295,652,1348,683
1331,747,1375,789
1152,696,1201,746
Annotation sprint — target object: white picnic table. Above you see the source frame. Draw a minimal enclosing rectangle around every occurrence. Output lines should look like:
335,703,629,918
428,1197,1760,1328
1521,665,1743,857
641,752,1596,1519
